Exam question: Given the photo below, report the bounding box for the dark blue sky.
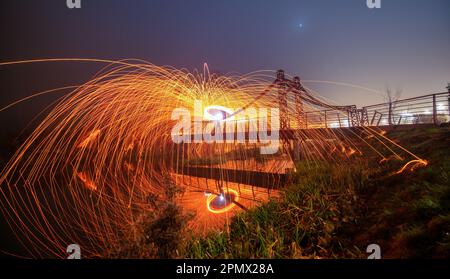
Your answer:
[1,0,449,107]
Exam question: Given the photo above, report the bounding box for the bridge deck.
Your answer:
[176,166,287,189]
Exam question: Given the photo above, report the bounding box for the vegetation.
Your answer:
[354,126,450,258]
[108,177,194,258]
[3,126,448,258]
[183,126,450,258]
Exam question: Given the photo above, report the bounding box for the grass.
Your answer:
[182,126,450,259]
[184,160,368,258]
[355,126,450,258]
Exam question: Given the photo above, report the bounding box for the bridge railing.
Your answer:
[302,92,450,128]
[364,92,450,127]
[303,109,351,129]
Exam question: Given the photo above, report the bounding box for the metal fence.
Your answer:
[302,92,450,129]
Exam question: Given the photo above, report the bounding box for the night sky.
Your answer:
[0,0,449,124]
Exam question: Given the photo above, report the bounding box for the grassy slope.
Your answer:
[354,127,450,258]
[184,126,450,259]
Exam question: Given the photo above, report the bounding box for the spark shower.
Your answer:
[0,58,426,258]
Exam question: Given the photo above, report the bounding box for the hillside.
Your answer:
[184,126,450,259]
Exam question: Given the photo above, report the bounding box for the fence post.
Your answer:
[447,84,450,117]
[305,112,308,129]
[347,111,351,127]
[388,102,393,126]
[448,93,450,117]
[371,110,376,126]
[377,114,382,126]
[432,94,437,125]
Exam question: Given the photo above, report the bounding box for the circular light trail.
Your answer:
[206,189,239,214]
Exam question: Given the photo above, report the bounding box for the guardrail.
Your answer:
[302,92,450,128]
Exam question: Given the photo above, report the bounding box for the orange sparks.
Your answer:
[76,172,98,191]
[396,159,428,174]
[77,129,101,148]
[0,58,429,258]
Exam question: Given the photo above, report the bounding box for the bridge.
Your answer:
[177,71,450,199]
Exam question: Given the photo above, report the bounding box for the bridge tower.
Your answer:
[359,108,369,126]
[275,70,291,155]
[348,106,360,127]
[293,76,306,129]
[275,70,290,130]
